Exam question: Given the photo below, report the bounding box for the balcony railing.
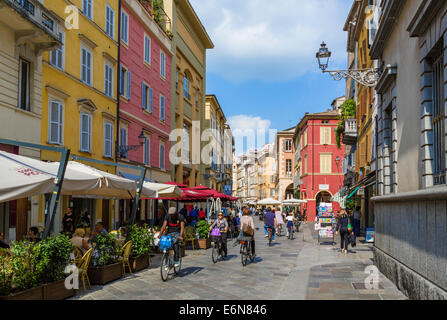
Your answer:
[342,118,358,145]
[139,0,172,38]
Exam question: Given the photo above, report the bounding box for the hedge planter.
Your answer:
[130,255,150,272]
[43,279,75,300]
[88,262,123,285]
[0,285,44,300]
[197,238,211,250]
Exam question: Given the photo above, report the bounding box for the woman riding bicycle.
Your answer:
[240,207,255,257]
[158,207,185,267]
[209,211,229,257]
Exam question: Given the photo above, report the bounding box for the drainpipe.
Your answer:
[115,0,122,162]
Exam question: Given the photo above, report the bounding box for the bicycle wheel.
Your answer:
[173,248,182,275]
[268,230,272,246]
[241,243,248,266]
[212,243,219,264]
[160,253,170,282]
[291,228,294,240]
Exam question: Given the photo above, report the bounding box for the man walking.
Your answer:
[353,206,361,237]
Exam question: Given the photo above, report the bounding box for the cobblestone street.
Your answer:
[73,218,406,300]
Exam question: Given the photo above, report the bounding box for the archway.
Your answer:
[285,183,294,200]
[315,191,332,216]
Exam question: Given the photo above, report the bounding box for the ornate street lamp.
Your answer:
[316,42,380,87]
[119,129,146,158]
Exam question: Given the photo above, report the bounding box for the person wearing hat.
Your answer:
[158,207,185,267]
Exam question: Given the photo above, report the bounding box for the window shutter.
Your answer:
[142,83,146,109]
[127,70,131,99]
[149,87,153,112]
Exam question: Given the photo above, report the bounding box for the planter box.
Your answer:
[43,279,75,300]
[87,262,123,285]
[0,285,44,300]
[197,238,211,250]
[130,255,149,272]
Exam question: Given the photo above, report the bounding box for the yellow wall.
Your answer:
[39,0,119,229]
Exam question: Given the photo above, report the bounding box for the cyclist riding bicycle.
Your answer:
[285,211,296,237]
[274,206,284,236]
[209,211,229,257]
[263,207,277,240]
[158,207,184,267]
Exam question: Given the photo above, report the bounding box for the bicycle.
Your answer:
[160,238,182,282]
[267,226,273,246]
[211,236,225,263]
[288,225,294,240]
[276,224,283,237]
[239,236,255,266]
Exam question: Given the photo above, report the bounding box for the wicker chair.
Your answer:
[120,241,132,275]
[72,246,83,266]
[183,226,196,250]
[78,248,93,291]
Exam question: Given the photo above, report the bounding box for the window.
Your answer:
[18,58,30,111]
[159,142,165,169]
[270,189,276,197]
[183,73,190,99]
[104,62,113,97]
[81,47,92,86]
[83,0,93,20]
[121,11,128,44]
[119,127,127,158]
[50,30,64,69]
[104,122,113,157]
[49,101,63,144]
[195,90,199,107]
[80,113,92,152]
[320,127,331,145]
[183,123,190,160]
[320,153,332,173]
[160,51,165,78]
[144,137,150,165]
[142,84,153,113]
[144,35,151,64]
[119,65,131,99]
[175,69,178,90]
[160,95,165,121]
[304,154,308,174]
[304,129,308,147]
[285,139,292,152]
[105,4,114,38]
[431,48,446,185]
[286,159,292,176]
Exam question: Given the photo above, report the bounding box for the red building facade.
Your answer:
[118,0,173,183]
[294,110,345,221]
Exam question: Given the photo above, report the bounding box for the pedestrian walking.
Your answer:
[240,207,255,257]
[335,209,354,254]
[353,206,361,237]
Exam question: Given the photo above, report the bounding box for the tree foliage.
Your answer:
[334,99,357,148]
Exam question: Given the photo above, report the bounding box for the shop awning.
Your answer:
[347,186,360,199]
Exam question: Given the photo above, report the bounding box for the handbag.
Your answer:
[350,234,356,247]
[210,228,221,237]
[159,235,172,251]
[242,222,254,236]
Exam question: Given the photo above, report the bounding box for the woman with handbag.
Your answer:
[240,207,255,257]
[209,211,229,257]
[336,209,354,254]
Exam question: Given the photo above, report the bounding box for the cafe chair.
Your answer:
[183,226,196,250]
[72,246,83,266]
[78,248,93,291]
[120,240,133,275]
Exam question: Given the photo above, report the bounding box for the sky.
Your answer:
[189,0,353,155]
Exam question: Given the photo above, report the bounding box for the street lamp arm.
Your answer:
[323,68,380,87]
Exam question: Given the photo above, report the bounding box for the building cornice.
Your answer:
[407,0,444,37]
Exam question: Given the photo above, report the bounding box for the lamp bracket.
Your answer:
[323,68,380,87]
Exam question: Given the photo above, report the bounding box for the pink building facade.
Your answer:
[294,111,345,221]
[118,0,173,183]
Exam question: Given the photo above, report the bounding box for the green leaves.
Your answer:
[335,99,357,149]
[126,224,154,257]
[196,220,210,239]
[92,233,120,267]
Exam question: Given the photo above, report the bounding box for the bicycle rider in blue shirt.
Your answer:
[263,207,277,240]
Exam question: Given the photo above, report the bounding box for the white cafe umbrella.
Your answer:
[257,198,281,205]
[141,182,182,198]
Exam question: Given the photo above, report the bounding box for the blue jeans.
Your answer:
[264,225,275,240]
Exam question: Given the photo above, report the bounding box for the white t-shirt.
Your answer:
[286,216,294,222]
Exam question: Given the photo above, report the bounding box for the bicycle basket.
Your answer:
[159,235,172,251]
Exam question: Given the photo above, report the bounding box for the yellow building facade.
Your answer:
[39,0,119,231]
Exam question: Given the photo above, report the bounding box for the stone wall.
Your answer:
[374,192,447,299]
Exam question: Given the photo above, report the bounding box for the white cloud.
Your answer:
[228,115,276,155]
[190,0,351,82]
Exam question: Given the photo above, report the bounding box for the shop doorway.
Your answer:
[315,191,332,215]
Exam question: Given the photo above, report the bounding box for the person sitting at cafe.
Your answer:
[0,232,10,249]
[27,227,41,243]
[71,228,91,254]
[90,222,108,242]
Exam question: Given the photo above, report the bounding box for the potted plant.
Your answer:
[88,233,122,285]
[34,234,75,300]
[0,241,43,300]
[125,224,154,272]
[195,220,211,249]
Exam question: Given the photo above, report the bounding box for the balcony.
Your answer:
[1,0,62,52]
[139,0,172,38]
[342,118,358,145]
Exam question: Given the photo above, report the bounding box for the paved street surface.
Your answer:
[73,218,406,300]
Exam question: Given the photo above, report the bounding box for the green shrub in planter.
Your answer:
[92,233,120,266]
[9,240,37,293]
[196,220,210,239]
[126,224,154,257]
[0,252,13,296]
[33,234,73,284]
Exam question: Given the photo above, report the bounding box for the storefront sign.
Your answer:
[319,184,329,190]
